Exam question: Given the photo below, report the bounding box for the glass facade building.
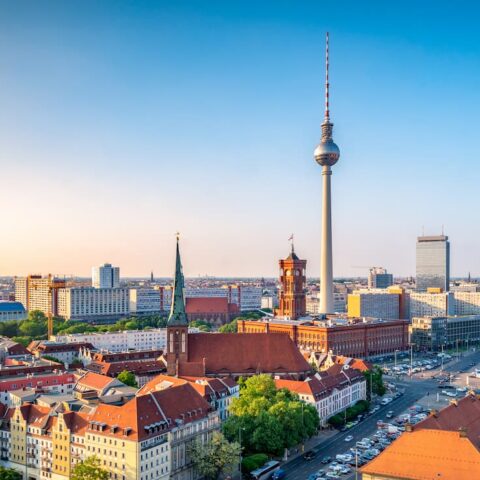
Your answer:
[416,235,450,292]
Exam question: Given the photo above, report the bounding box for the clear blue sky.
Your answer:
[1,1,479,278]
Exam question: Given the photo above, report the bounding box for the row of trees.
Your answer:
[328,399,370,428]
[223,375,320,456]
[1,311,170,346]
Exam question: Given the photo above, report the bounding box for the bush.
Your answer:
[328,400,370,427]
[242,453,268,473]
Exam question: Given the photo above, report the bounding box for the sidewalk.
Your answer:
[280,428,338,464]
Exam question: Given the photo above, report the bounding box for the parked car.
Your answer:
[321,456,332,464]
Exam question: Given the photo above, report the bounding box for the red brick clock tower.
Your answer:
[277,244,307,320]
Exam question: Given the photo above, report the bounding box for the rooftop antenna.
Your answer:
[441,224,445,235]
[325,32,330,121]
[422,225,425,236]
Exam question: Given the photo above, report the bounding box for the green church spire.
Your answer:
[167,234,188,326]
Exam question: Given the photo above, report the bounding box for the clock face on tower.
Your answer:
[286,270,292,276]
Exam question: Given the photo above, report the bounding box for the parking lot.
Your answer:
[279,348,480,480]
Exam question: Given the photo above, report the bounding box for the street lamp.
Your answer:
[239,426,245,478]
[409,343,416,377]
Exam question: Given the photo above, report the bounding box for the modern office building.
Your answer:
[129,288,162,315]
[14,274,66,314]
[409,314,480,351]
[314,33,341,314]
[416,235,450,292]
[368,267,394,289]
[348,289,400,320]
[57,287,129,321]
[92,263,120,288]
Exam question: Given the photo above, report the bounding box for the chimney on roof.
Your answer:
[430,409,438,418]
[459,427,468,438]
[405,423,413,432]
[450,399,458,406]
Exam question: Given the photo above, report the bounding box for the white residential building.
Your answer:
[52,328,168,352]
[409,292,454,319]
[57,287,129,321]
[275,367,367,426]
[92,263,120,288]
[453,292,480,316]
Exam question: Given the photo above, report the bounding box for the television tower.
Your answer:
[314,32,340,314]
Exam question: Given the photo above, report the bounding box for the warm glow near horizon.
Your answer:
[1,2,480,278]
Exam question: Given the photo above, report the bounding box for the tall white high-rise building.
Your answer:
[314,33,341,314]
[92,263,120,289]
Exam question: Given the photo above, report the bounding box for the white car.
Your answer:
[344,435,353,442]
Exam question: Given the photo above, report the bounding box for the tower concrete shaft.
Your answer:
[320,165,334,313]
[314,33,340,315]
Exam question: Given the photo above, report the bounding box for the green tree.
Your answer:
[189,431,241,480]
[0,466,22,480]
[71,456,109,480]
[241,453,268,473]
[190,319,212,332]
[364,366,386,399]
[27,310,47,323]
[223,375,319,456]
[219,318,238,333]
[42,355,62,364]
[19,310,47,338]
[117,370,138,388]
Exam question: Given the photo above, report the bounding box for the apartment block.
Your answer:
[57,287,129,321]
[14,274,66,314]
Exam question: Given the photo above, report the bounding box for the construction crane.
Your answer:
[48,286,54,340]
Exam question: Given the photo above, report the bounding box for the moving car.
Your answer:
[344,435,354,442]
[303,451,316,461]
[272,469,286,480]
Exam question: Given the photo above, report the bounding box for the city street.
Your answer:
[280,349,480,480]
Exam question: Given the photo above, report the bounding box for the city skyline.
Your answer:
[1,1,480,277]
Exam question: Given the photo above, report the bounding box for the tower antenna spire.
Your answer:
[325,32,330,121]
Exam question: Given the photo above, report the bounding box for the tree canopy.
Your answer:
[364,365,386,399]
[117,370,138,388]
[218,318,238,333]
[189,431,241,480]
[71,456,109,480]
[0,466,22,480]
[223,375,319,455]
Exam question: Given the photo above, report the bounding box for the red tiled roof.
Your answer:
[63,411,90,435]
[87,360,165,377]
[360,429,480,479]
[415,394,480,448]
[185,333,311,375]
[89,383,211,441]
[186,297,229,314]
[77,372,116,391]
[276,368,364,401]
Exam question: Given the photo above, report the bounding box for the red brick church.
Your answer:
[165,238,311,379]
